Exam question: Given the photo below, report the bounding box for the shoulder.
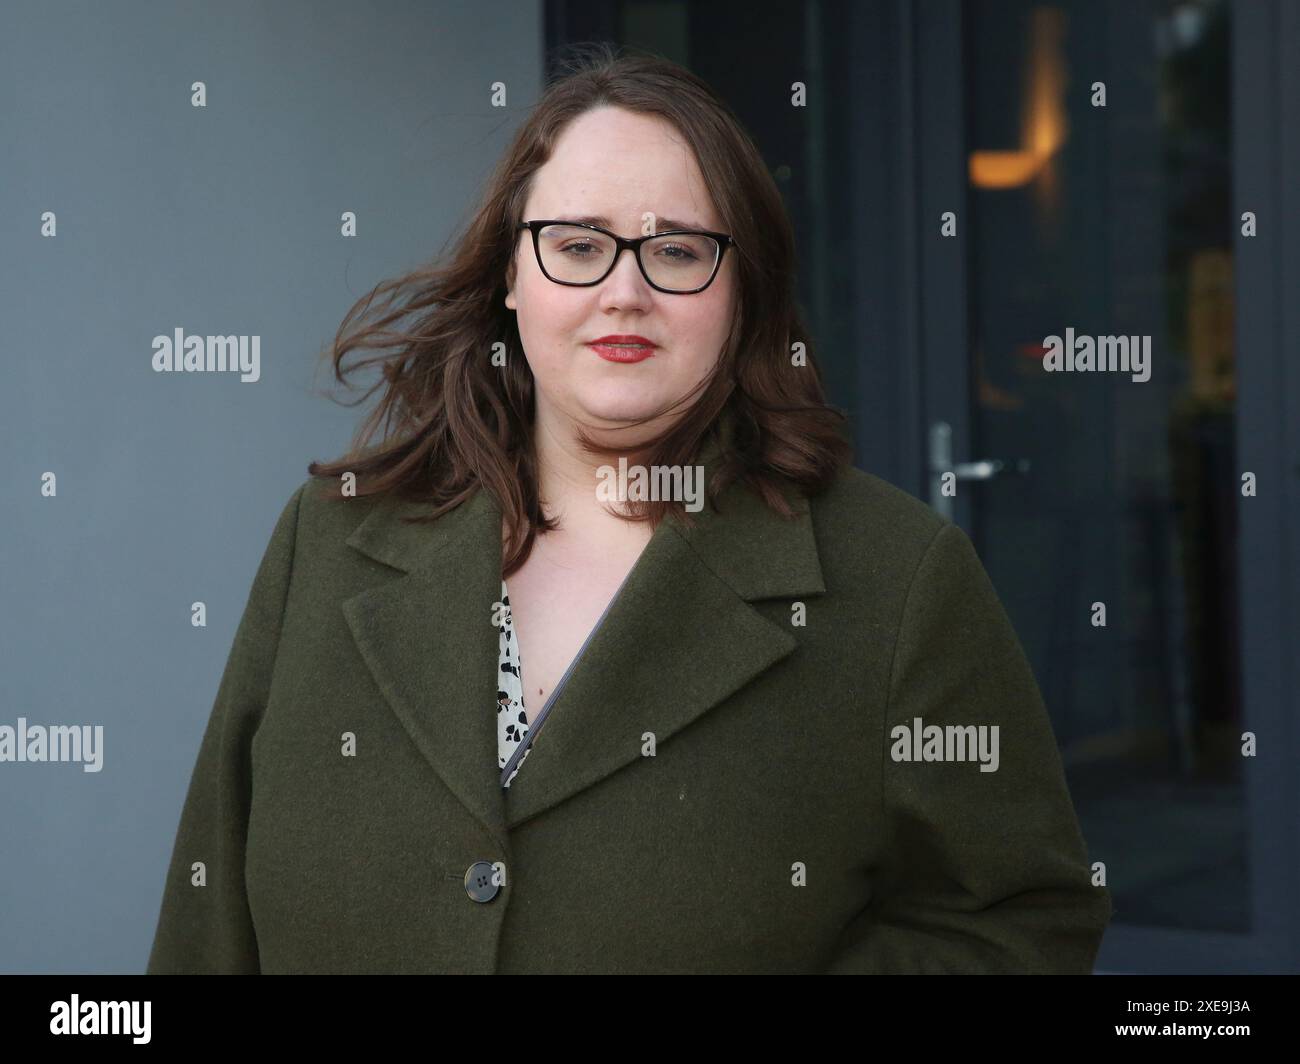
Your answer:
[805,461,954,582]
[293,473,385,525]
[809,462,945,534]
[795,460,987,616]
[262,474,393,578]
[258,474,380,545]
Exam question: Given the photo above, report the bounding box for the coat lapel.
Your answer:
[340,443,827,843]
[341,485,510,846]
[502,475,826,827]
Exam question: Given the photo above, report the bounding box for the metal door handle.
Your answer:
[928,422,1030,519]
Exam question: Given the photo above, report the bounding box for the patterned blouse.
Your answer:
[497,579,531,788]
[496,572,635,789]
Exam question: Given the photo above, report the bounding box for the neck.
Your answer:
[530,410,658,545]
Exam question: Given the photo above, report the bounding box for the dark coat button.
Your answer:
[464,861,501,903]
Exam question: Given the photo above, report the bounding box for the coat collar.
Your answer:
[340,438,826,848]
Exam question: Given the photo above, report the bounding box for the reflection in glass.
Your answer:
[963,0,1243,932]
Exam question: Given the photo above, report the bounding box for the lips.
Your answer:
[587,335,657,363]
[589,335,657,348]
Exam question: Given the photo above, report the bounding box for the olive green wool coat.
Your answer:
[147,456,1111,974]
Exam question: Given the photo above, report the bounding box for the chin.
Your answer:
[576,409,661,438]
[572,387,671,428]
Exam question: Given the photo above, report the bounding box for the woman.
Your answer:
[147,45,1110,974]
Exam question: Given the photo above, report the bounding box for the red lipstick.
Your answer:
[588,334,657,363]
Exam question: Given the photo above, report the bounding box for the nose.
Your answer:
[597,245,654,308]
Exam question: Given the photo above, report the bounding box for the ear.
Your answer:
[505,255,518,311]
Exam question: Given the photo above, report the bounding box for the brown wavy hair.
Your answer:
[306,41,852,577]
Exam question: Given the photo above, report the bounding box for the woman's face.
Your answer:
[505,106,736,449]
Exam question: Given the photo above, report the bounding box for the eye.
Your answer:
[558,240,599,257]
[655,243,700,261]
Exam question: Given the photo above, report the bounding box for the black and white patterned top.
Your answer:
[497,569,636,789]
[497,579,530,788]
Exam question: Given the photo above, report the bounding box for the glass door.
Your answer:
[917,0,1297,972]
[545,0,1299,972]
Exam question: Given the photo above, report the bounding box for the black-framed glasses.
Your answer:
[517,219,736,294]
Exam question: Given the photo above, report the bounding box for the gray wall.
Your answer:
[0,0,543,973]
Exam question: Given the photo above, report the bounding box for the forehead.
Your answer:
[525,107,721,232]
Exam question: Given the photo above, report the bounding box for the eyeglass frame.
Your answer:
[516,219,737,294]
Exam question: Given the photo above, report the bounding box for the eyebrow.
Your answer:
[560,214,711,234]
